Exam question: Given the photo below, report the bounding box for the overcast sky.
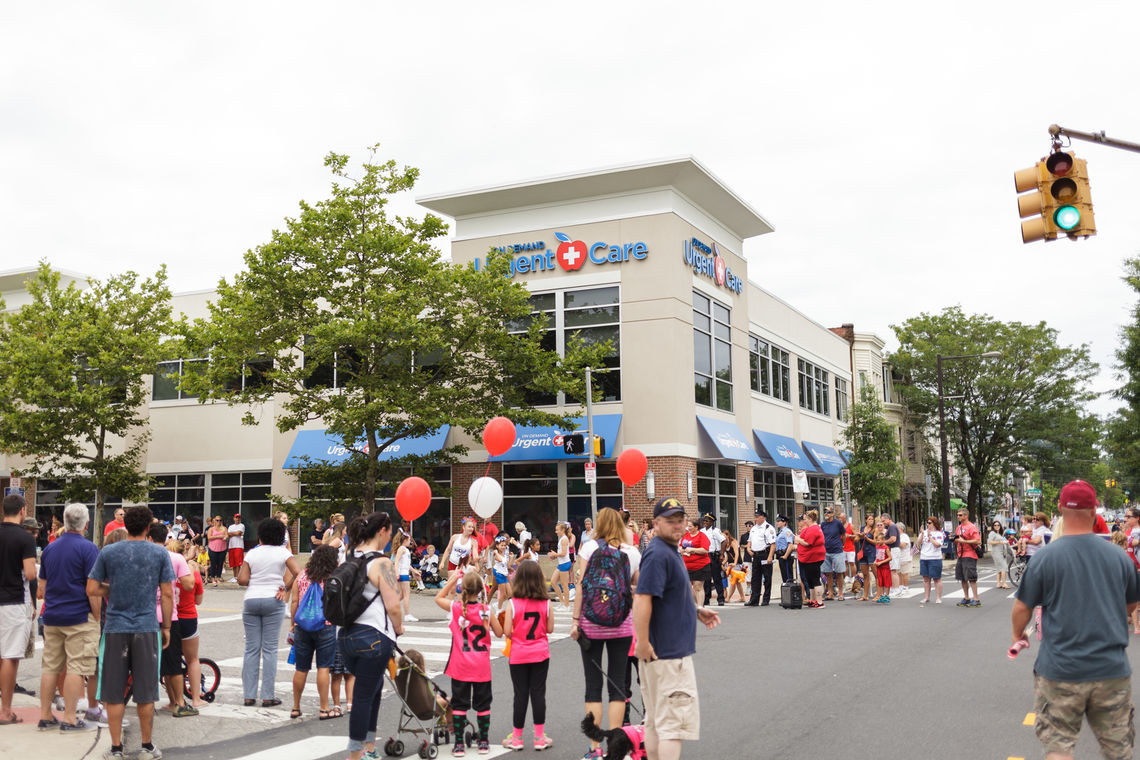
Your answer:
[3,1,1137,418]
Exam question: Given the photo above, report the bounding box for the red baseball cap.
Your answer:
[1058,480,1097,510]
[233,513,242,519]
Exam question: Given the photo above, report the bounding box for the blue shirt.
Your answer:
[89,540,174,634]
[775,526,794,552]
[1016,533,1140,682]
[40,533,99,627]
[637,536,697,660]
[820,519,846,554]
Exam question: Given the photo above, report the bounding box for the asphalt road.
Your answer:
[16,564,1139,759]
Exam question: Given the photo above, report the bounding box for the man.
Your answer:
[87,505,174,760]
[148,522,197,718]
[103,508,125,539]
[1012,480,1140,760]
[308,518,325,552]
[953,507,982,607]
[745,510,776,606]
[634,498,720,760]
[169,515,194,544]
[37,503,101,731]
[819,508,846,601]
[227,513,246,581]
[880,513,901,594]
[699,514,725,607]
[0,494,37,723]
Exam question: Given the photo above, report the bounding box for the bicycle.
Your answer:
[122,656,220,704]
[1008,554,1028,588]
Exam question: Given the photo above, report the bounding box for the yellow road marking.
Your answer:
[1008,756,1025,759]
[1023,712,1035,726]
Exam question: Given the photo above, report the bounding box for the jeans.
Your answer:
[339,624,396,752]
[242,596,285,700]
[208,549,226,580]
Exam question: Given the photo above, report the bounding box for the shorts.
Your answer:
[293,624,336,672]
[41,618,99,675]
[800,560,823,590]
[330,629,349,675]
[178,617,199,641]
[1034,674,1134,760]
[160,622,184,677]
[844,551,856,565]
[898,556,913,574]
[821,552,846,574]
[643,656,700,742]
[493,571,509,585]
[398,574,410,583]
[557,561,572,572]
[0,603,32,659]
[228,547,245,569]
[955,557,978,583]
[98,631,161,705]
[919,559,943,579]
[687,566,710,584]
[889,547,901,571]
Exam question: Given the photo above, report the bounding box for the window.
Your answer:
[755,470,794,519]
[905,429,918,463]
[808,475,835,506]
[835,377,849,422]
[303,339,360,390]
[223,355,274,392]
[882,363,893,403]
[503,463,559,551]
[376,466,452,550]
[150,473,205,533]
[797,359,830,416]
[152,358,205,401]
[749,336,791,403]
[206,471,271,542]
[34,479,123,541]
[697,463,737,536]
[507,294,556,405]
[694,292,732,411]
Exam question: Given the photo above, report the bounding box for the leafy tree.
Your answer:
[179,146,608,514]
[889,306,1097,525]
[840,383,904,516]
[1107,257,1140,491]
[0,263,172,535]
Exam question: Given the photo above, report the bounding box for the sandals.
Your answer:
[261,699,282,708]
[290,709,302,719]
[243,699,256,707]
[0,714,23,725]
[319,708,342,720]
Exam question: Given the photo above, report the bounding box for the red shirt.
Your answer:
[955,521,980,559]
[680,530,710,571]
[104,520,125,536]
[842,523,855,553]
[176,568,203,620]
[1094,514,1109,534]
[798,524,825,563]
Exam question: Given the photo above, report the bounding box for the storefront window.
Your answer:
[694,292,732,411]
[375,466,452,551]
[566,461,622,540]
[697,462,737,536]
[808,475,835,506]
[206,471,271,543]
[34,479,123,542]
[149,474,206,532]
[755,469,794,520]
[503,463,558,551]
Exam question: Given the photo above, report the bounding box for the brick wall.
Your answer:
[452,461,503,525]
[623,455,697,524]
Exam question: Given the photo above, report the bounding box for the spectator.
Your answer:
[170,515,194,544]
[989,519,1012,589]
[1024,513,1053,563]
[206,516,228,587]
[237,517,300,707]
[308,519,325,553]
[896,522,912,597]
[274,511,292,552]
[633,498,720,760]
[881,513,901,591]
[819,508,846,601]
[103,508,125,539]
[699,514,725,607]
[794,510,826,608]
[289,545,339,720]
[855,514,877,601]
[0,493,36,725]
[917,517,945,605]
[148,523,197,717]
[176,541,207,708]
[954,507,983,608]
[36,503,101,731]
[679,519,710,606]
[1012,480,1140,760]
[227,513,247,581]
[722,530,747,604]
[86,505,174,760]
[325,521,348,566]
[840,511,856,593]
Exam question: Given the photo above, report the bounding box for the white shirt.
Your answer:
[577,539,642,575]
[701,526,725,552]
[227,522,245,549]
[918,529,945,560]
[356,556,397,642]
[517,530,531,550]
[243,544,293,600]
[748,522,777,552]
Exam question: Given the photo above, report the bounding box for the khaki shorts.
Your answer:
[42,617,100,676]
[1034,674,1135,760]
[0,603,32,660]
[643,656,700,742]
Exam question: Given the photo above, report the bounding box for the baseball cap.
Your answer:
[20,517,41,531]
[1059,479,1098,510]
[652,497,685,519]
[175,515,183,521]
[233,513,242,519]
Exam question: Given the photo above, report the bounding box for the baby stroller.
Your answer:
[382,648,468,758]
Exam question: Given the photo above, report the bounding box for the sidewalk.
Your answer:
[0,689,112,759]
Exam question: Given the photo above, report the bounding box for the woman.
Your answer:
[638,519,653,553]
[237,517,301,707]
[988,519,1012,588]
[289,545,340,720]
[580,517,594,544]
[547,522,572,609]
[896,522,912,597]
[394,532,420,623]
[917,517,945,604]
[855,514,876,601]
[571,507,640,760]
[206,516,228,587]
[794,510,826,608]
[722,530,747,604]
[339,511,404,760]
[325,521,347,565]
[441,517,479,583]
[176,541,206,707]
[1025,513,1052,564]
[512,521,531,557]
[680,518,711,605]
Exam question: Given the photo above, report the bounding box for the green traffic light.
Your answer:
[1054,205,1080,230]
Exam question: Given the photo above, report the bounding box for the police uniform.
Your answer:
[746,518,778,606]
[700,519,726,606]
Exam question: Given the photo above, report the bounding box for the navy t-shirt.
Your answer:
[1016,533,1140,682]
[637,536,697,659]
[884,524,900,550]
[89,540,174,634]
[40,532,100,626]
[0,523,35,606]
[820,519,846,554]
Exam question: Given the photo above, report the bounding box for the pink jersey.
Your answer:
[445,600,492,683]
[507,598,550,664]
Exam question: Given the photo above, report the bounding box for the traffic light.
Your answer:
[1015,151,1096,243]
[592,436,606,458]
[563,434,585,455]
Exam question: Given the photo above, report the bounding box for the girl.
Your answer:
[723,530,747,604]
[492,535,512,606]
[873,529,893,603]
[435,569,504,756]
[177,541,206,708]
[395,532,420,623]
[501,561,554,751]
[895,522,912,597]
[521,538,541,563]
[442,518,480,585]
[547,522,571,609]
[325,521,347,565]
[289,545,339,719]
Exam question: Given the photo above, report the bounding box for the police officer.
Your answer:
[746,510,777,606]
[700,513,726,606]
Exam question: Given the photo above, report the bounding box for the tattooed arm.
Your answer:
[369,555,405,635]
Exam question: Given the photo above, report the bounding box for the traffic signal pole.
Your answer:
[585,366,597,520]
[1049,124,1140,155]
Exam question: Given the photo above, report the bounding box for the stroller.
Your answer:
[382,648,470,758]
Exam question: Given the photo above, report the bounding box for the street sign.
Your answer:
[9,477,21,489]
[1026,488,1042,496]
[840,468,851,494]
[584,462,597,485]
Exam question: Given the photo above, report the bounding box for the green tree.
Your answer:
[1107,257,1140,490]
[179,146,607,515]
[889,306,1097,525]
[840,383,905,515]
[0,263,173,535]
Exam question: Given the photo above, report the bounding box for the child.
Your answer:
[873,531,892,603]
[421,545,441,588]
[501,560,555,751]
[435,570,503,756]
[395,532,421,623]
[547,522,571,609]
[520,538,541,563]
[492,535,512,607]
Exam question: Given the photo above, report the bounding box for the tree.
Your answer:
[0,263,173,535]
[179,146,608,514]
[889,306,1097,525]
[1107,257,1140,490]
[840,383,904,516]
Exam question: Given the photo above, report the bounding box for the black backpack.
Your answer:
[580,543,633,627]
[323,551,384,628]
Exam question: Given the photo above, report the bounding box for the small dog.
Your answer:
[581,713,646,760]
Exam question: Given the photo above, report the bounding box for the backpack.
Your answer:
[580,543,632,627]
[323,551,384,628]
[294,579,327,632]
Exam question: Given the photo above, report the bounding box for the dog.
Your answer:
[581,713,646,760]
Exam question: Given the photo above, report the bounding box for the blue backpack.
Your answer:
[294,580,327,632]
[581,543,632,627]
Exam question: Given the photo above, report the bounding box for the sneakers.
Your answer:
[172,704,199,718]
[85,706,109,725]
[60,719,94,732]
[935,599,942,604]
[405,615,419,623]
[103,751,124,760]
[534,734,554,751]
[502,734,524,751]
[875,595,890,604]
[476,739,489,754]
[452,742,465,757]
[968,599,982,607]
[52,696,65,712]
[956,600,971,607]
[38,717,60,731]
[364,749,381,760]
[582,747,604,759]
[137,747,163,760]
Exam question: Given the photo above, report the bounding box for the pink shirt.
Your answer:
[157,551,189,623]
[507,598,550,664]
[445,600,492,682]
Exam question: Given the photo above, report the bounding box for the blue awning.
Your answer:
[802,441,846,475]
[752,429,817,472]
[841,449,854,463]
[488,414,622,461]
[283,426,451,468]
[697,416,764,464]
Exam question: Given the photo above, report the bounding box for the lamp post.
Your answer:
[938,351,1001,523]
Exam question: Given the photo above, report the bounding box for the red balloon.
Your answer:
[483,416,517,457]
[395,476,432,521]
[616,448,648,487]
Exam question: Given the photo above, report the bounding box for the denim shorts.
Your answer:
[919,559,943,579]
[821,552,846,574]
[293,624,336,672]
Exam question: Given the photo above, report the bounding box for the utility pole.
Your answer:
[1049,124,1140,154]
[585,366,596,520]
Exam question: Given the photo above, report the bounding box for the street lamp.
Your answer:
[938,351,1001,523]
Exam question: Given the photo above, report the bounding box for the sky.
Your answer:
[2,1,1138,419]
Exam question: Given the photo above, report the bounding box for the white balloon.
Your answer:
[468,477,503,519]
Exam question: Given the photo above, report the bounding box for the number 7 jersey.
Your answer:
[446,600,493,682]
[507,597,550,664]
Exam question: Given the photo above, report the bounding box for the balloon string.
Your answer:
[484,460,491,478]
